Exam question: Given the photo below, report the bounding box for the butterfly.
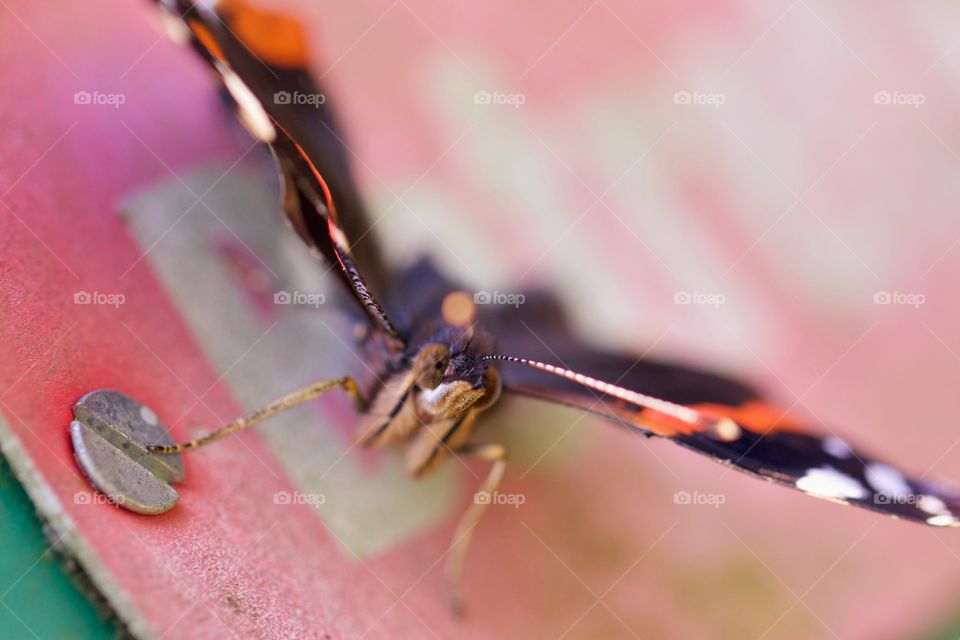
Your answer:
[148,0,960,614]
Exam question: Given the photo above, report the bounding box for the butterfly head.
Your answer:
[410,332,500,420]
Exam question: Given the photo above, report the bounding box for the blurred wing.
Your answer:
[154,0,398,338]
[483,303,960,528]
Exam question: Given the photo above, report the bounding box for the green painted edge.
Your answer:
[0,450,119,639]
[0,415,153,640]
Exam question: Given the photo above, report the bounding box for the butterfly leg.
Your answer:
[149,376,365,454]
[444,441,508,616]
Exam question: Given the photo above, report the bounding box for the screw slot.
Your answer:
[70,389,185,515]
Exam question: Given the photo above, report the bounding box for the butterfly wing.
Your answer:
[481,300,960,527]
[154,1,960,527]
[154,0,396,334]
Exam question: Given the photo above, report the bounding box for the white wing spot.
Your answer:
[865,463,911,497]
[710,418,742,442]
[919,495,949,516]
[796,467,868,500]
[330,223,351,250]
[927,514,958,527]
[219,65,276,142]
[158,12,191,45]
[822,436,852,459]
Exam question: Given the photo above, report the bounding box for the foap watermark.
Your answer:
[674,290,725,308]
[674,490,725,508]
[673,90,725,108]
[274,90,326,108]
[274,491,326,506]
[74,491,123,506]
[474,491,525,508]
[474,90,526,108]
[874,494,918,506]
[873,90,925,109]
[274,290,326,308]
[73,90,126,109]
[874,290,925,308]
[473,290,525,308]
[74,290,125,308]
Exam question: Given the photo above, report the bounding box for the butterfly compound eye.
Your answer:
[414,344,450,390]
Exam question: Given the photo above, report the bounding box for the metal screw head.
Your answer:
[71,389,185,515]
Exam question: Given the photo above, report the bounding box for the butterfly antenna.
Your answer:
[483,354,702,425]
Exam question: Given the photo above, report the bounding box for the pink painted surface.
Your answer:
[3,1,960,639]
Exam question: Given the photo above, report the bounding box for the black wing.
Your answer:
[480,293,960,528]
[153,0,399,340]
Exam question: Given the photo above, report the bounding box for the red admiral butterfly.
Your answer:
[148,0,960,614]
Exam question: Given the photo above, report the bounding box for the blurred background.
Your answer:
[280,2,960,634]
[4,0,960,638]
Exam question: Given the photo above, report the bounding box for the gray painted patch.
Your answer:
[121,166,456,556]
